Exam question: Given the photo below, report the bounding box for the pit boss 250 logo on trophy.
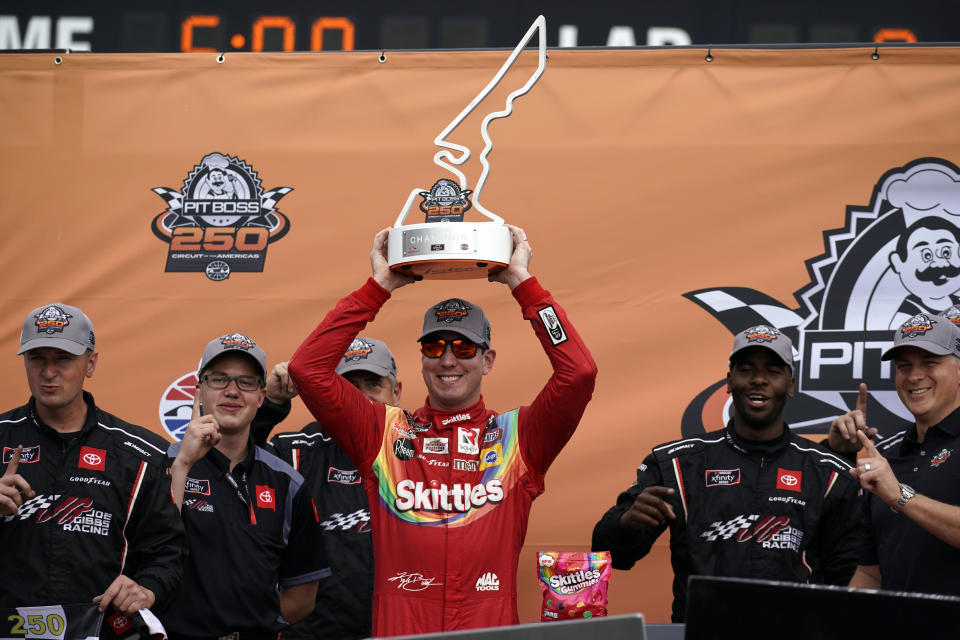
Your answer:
[386,16,547,279]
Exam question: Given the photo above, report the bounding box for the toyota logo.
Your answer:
[259,490,273,503]
[83,453,103,466]
[781,474,798,486]
[112,616,128,629]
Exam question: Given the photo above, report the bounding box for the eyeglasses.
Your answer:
[420,338,480,359]
[202,373,264,392]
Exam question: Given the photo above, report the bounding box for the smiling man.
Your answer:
[0,302,185,637]
[592,325,862,622]
[287,225,597,637]
[833,313,960,596]
[162,333,328,640]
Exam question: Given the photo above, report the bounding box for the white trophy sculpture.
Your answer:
[387,15,548,279]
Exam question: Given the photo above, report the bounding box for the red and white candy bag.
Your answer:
[537,551,611,622]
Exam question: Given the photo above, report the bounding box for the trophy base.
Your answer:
[387,222,513,280]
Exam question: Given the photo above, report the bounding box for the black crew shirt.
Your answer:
[0,392,185,612]
[861,406,960,595]
[161,437,329,636]
[270,422,375,640]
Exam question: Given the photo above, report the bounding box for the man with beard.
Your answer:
[592,325,862,622]
[888,216,960,329]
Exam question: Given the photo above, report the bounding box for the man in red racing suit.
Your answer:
[288,225,597,637]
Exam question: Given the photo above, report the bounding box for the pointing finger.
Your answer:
[854,382,869,430]
[4,446,22,477]
[856,382,868,414]
[856,429,877,454]
[192,392,202,419]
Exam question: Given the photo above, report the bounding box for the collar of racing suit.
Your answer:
[28,390,98,437]
[724,420,791,458]
[414,396,496,433]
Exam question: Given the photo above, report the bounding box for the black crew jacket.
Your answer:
[0,392,186,610]
[253,399,373,640]
[592,423,862,621]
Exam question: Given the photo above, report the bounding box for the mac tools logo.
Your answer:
[683,158,960,438]
[151,152,292,281]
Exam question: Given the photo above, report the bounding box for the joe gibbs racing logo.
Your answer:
[151,152,292,281]
[683,158,960,438]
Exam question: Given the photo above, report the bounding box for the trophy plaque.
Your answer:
[387,16,547,280]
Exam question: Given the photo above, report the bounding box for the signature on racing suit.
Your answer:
[387,571,443,592]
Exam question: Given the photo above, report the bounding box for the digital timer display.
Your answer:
[0,0,954,53]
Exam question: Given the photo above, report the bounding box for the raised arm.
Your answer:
[853,430,960,549]
[250,362,296,446]
[287,229,408,468]
[500,226,596,474]
[169,395,220,511]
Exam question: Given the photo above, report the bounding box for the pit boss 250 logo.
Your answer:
[151,152,292,281]
[343,338,374,362]
[34,306,71,334]
[419,179,472,223]
[683,158,960,438]
[435,299,472,322]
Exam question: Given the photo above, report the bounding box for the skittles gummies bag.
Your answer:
[537,551,611,622]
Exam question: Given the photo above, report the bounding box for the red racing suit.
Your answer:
[288,277,597,637]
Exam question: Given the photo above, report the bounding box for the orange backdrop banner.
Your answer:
[2,46,959,622]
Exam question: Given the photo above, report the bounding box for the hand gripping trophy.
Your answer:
[386,16,548,280]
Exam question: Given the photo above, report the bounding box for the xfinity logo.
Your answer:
[705,469,741,487]
[475,572,500,591]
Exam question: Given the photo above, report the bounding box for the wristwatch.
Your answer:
[892,483,916,513]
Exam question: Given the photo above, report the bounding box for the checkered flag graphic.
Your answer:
[684,287,804,348]
[4,493,58,522]
[699,514,758,541]
[152,187,183,211]
[321,509,371,531]
[260,187,292,211]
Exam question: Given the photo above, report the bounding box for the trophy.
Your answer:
[387,16,548,280]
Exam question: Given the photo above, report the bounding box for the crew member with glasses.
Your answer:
[287,225,598,636]
[162,333,329,640]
